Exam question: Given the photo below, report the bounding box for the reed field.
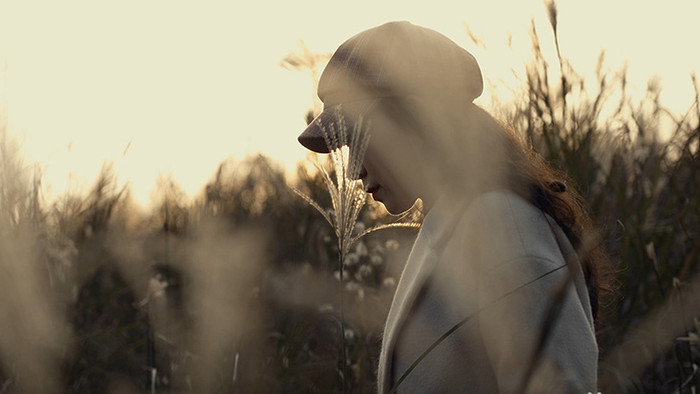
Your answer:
[0,7,698,393]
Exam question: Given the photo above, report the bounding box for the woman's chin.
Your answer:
[382,199,416,216]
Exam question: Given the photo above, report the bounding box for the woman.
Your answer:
[298,21,607,393]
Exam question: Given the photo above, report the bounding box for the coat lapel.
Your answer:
[378,197,467,393]
[378,232,438,392]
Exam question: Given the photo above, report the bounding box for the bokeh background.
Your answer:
[0,0,698,392]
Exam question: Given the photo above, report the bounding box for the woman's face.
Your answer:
[359,140,418,214]
[350,102,428,215]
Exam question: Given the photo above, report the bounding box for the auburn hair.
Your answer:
[376,97,614,324]
[468,104,614,324]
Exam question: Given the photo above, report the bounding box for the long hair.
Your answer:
[377,96,614,324]
[491,107,614,323]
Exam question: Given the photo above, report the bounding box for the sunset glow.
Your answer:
[1,0,697,207]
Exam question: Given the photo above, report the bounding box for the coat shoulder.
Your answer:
[450,190,565,267]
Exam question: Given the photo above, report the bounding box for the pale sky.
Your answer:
[1,0,697,208]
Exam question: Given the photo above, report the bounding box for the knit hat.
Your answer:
[298,21,483,153]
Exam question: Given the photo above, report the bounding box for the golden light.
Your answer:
[0,0,697,208]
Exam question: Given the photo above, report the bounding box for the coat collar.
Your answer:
[377,195,468,393]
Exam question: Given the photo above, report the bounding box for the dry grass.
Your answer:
[0,4,697,392]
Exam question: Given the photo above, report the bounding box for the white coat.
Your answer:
[377,191,598,393]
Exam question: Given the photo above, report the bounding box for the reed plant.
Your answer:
[292,107,420,392]
[502,3,700,392]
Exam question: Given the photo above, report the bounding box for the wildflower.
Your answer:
[359,264,373,278]
[374,243,386,254]
[385,239,399,251]
[345,281,360,292]
[355,241,368,257]
[344,328,355,340]
[344,252,360,266]
[370,253,384,266]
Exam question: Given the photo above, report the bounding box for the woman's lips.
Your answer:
[366,186,381,201]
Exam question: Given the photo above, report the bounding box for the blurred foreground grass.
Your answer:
[1,10,699,394]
